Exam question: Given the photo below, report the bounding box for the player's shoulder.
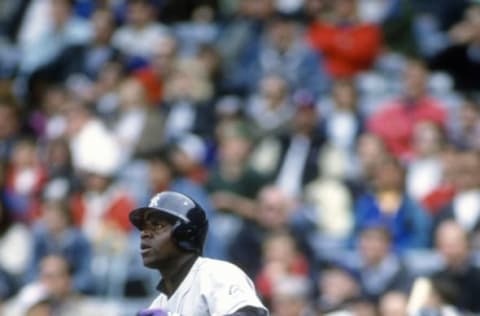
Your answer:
[196,257,248,280]
[197,257,245,273]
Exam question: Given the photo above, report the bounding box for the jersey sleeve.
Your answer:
[201,261,268,315]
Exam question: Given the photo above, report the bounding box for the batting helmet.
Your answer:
[129,191,208,254]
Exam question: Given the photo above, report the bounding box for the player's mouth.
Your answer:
[140,243,152,255]
[141,248,151,255]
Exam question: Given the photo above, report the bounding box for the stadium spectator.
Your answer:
[434,150,480,233]
[316,262,362,314]
[406,121,446,203]
[229,185,312,278]
[255,231,310,307]
[216,0,276,94]
[112,0,169,63]
[368,59,447,160]
[174,5,219,57]
[307,0,382,78]
[242,13,329,96]
[251,91,325,198]
[4,138,47,221]
[7,255,119,316]
[353,155,432,252]
[270,275,315,316]
[352,132,389,187]
[134,35,178,106]
[322,79,364,154]
[433,220,480,313]
[53,7,119,82]
[353,224,410,301]
[245,74,294,138]
[161,58,214,140]
[429,3,480,92]
[27,199,92,294]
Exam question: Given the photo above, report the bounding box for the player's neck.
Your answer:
[159,253,198,297]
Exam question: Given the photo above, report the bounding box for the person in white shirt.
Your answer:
[129,191,269,316]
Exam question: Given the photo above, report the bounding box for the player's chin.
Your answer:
[142,257,158,268]
[141,252,157,267]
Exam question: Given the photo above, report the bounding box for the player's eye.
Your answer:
[141,221,155,231]
[153,222,166,229]
[144,220,168,232]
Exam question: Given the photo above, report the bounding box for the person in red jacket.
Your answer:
[367,59,447,160]
[134,35,178,106]
[307,0,382,78]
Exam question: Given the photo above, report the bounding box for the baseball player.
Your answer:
[129,191,269,316]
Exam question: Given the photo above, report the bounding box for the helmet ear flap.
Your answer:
[171,220,207,254]
[172,221,194,241]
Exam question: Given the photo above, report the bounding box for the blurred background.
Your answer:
[0,0,480,315]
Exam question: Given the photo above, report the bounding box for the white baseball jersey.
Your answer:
[149,257,268,316]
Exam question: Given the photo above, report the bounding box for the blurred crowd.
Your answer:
[0,0,480,315]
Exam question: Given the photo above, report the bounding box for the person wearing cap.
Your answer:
[130,191,268,316]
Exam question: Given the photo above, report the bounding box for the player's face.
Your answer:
[139,212,180,268]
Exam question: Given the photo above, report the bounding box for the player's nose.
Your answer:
[140,229,152,239]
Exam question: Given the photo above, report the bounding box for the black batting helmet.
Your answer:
[129,191,208,254]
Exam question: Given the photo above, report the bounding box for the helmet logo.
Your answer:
[149,194,161,208]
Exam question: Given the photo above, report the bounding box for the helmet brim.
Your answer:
[129,207,180,229]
